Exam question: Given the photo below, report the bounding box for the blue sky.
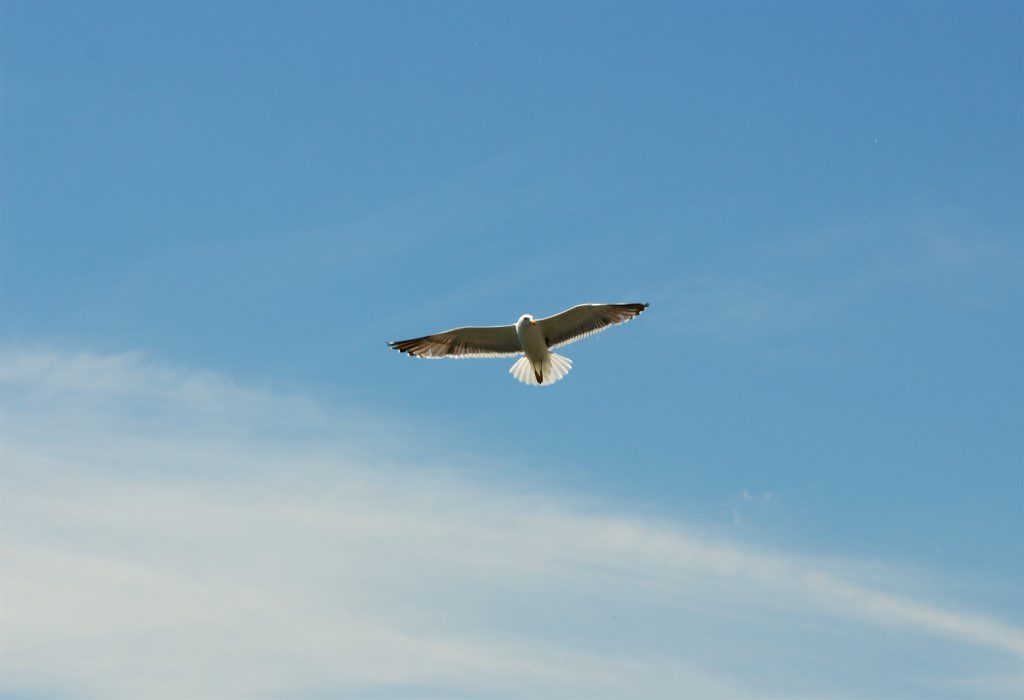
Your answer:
[2,3,1021,698]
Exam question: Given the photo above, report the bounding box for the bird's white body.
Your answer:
[515,315,546,364]
[389,302,649,387]
[511,314,573,385]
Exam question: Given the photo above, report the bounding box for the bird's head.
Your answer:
[518,314,535,325]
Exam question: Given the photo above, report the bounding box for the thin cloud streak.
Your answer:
[2,349,1021,699]
[652,218,1021,347]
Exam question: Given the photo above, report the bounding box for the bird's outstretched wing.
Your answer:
[388,324,520,359]
[538,303,649,349]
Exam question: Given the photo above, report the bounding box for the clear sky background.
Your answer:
[2,3,1022,699]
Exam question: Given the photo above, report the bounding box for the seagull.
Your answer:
[388,302,649,386]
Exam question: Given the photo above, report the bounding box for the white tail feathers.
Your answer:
[509,353,573,387]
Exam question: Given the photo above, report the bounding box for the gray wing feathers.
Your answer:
[538,303,649,349]
[388,325,521,359]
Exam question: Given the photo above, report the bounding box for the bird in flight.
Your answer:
[388,302,649,386]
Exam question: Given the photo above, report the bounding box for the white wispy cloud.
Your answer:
[731,490,774,527]
[654,218,1021,347]
[2,348,1021,699]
